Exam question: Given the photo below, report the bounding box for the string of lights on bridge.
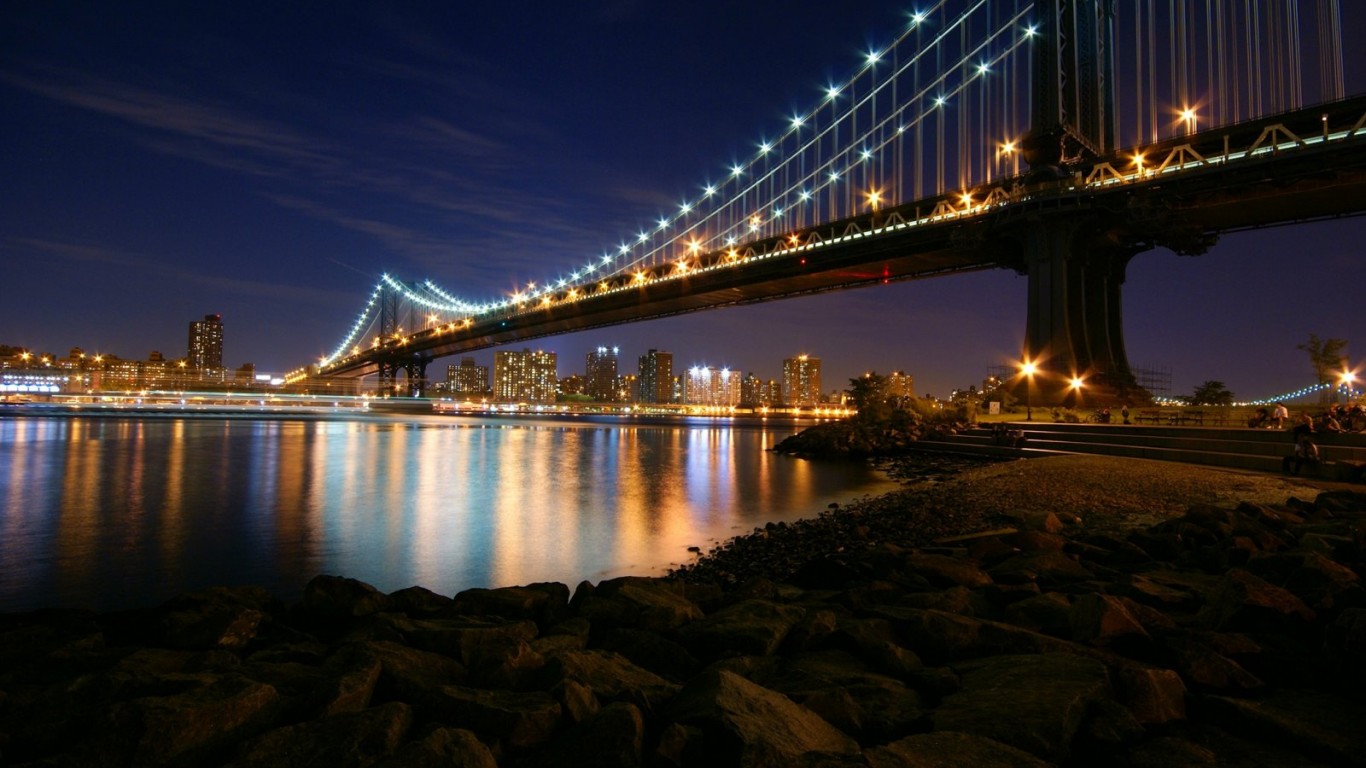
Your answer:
[306,1,1357,378]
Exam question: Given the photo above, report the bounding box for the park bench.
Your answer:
[1136,409,1163,424]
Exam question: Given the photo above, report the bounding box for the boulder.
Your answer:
[1197,569,1316,632]
[95,674,282,767]
[932,653,1111,762]
[542,649,680,714]
[227,701,412,767]
[425,685,561,749]
[301,576,388,622]
[865,731,1052,767]
[677,599,805,658]
[539,702,644,768]
[371,727,497,768]
[664,669,858,765]
[573,578,703,633]
[360,640,468,702]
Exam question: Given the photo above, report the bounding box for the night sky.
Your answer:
[3,2,1363,401]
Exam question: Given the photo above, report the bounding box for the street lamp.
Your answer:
[1341,368,1359,400]
[1020,360,1037,421]
[1069,376,1084,406]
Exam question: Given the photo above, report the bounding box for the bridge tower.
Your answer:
[374,280,432,398]
[1016,0,1152,403]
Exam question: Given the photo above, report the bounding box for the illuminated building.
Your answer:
[637,349,674,404]
[585,346,619,401]
[493,348,557,404]
[783,354,822,407]
[741,373,782,407]
[187,314,224,371]
[447,356,489,395]
[888,370,915,401]
[685,365,740,406]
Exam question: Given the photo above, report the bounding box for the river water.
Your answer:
[0,411,892,613]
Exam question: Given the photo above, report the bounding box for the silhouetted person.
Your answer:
[1282,424,1320,475]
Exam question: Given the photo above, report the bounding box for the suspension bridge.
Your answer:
[291,0,1366,401]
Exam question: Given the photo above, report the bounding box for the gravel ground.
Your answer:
[672,453,1336,585]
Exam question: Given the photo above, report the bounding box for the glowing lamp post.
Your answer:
[1069,376,1084,406]
[1020,361,1037,421]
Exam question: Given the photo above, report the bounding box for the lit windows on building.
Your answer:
[685,365,740,406]
[637,349,674,404]
[585,346,619,401]
[493,348,557,404]
[187,314,224,371]
[447,357,489,395]
[783,354,822,407]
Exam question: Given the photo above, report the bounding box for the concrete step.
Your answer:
[962,427,1366,462]
[940,423,1365,481]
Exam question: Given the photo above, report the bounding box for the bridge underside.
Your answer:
[320,96,1366,406]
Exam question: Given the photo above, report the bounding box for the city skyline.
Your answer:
[3,3,1364,401]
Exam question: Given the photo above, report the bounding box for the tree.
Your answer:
[846,373,893,422]
[1190,380,1234,406]
[1298,334,1348,401]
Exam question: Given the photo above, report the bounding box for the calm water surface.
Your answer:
[0,412,892,612]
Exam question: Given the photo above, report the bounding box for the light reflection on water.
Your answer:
[0,413,893,612]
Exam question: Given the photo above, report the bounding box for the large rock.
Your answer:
[1203,690,1366,765]
[932,653,1111,762]
[95,674,282,766]
[425,685,561,749]
[573,578,703,633]
[452,583,571,628]
[371,727,497,768]
[301,576,388,622]
[677,599,806,658]
[903,554,993,589]
[542,649,680,714]
[361,640,468,702]
[1197,569,1316,632]
[404,617,539,667]
[664,669,859,765]
[539,702,645,768]
[226,701,412,767]
[865,731,1053,767]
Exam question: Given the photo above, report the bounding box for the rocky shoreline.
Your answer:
[3,454,1366,766]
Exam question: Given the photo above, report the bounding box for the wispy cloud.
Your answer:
[5,236,349,306]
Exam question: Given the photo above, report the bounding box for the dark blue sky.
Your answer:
[3,2,1363,400]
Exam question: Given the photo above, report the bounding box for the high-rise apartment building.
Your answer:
[493,349,557,404]
[741,373,783,407]
[887,370,915,402]
[447,356,489,395]
[187,314,223,371]
[684,366,740,406]
[585,346,619,401]
[636,349,674,404]
[783,354,821,407]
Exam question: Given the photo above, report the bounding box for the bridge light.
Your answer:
[704,184,717,196]
[638,232,649,243]
[658,217,670,231]
[679,202,692,214]
[788,233,801,246]
[866,50,880,64]
[1000,140,1016,155]
[427,313,438,325]
[731,164,744,177]
[758,141,772,155]
[829,169,840,181]
[934,95,947,108]
[826,85,840,100]
[960,192,973,208]
[791,115,804,129]
[634,271,647,283]
[866,189,882,210]
[977,62,990,75]
[726,247,739,261]
[599,281,609,292]
[799,189,812,201]
[772,206,783,218]
[686,238,702,254]
[1180,107,1197,134]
